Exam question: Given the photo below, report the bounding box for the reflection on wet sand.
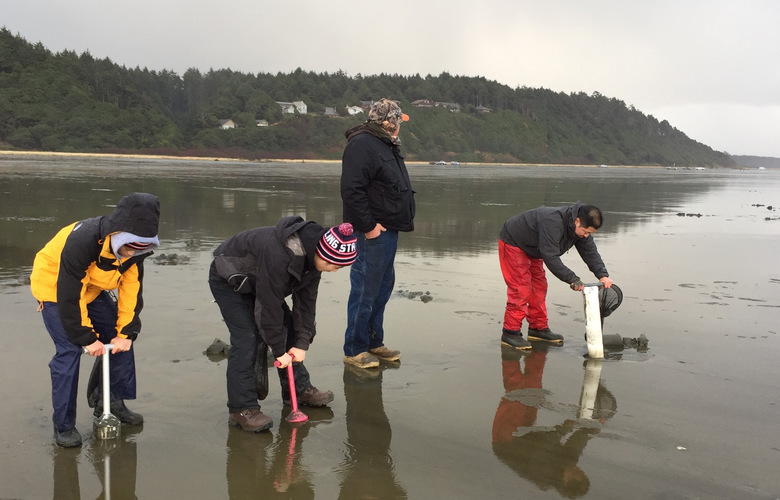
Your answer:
[492,346,616,498]
[338,365,406,500]
[225,406,336,499]
[52,446,81,500]
[52,426,140,500]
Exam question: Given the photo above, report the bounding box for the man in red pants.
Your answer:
[498,202,613,349]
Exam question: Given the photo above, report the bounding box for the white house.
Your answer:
[436,102,461,112]
[345,105,363,116]
[276,101,308,114]
[218,119,236,129]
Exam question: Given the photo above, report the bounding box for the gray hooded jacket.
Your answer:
[499,202,608,284]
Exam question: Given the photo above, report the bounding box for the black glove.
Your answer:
[570,279,584,290]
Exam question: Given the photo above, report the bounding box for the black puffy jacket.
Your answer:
[340,124,415,233]
[211,216,327,357]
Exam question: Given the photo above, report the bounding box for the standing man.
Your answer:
[498,202,613,349]
[340,98,416,369]
[209,217,357,432]
[31,192,160,447]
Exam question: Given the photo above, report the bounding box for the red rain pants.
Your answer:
[498,240,549,333]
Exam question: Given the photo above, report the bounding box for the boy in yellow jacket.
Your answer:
[31,192,160,447]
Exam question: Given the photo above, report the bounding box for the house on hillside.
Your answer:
[218,119,236,129]
[412,99,435,107]
[255,120,269,127]
[324,107,338,116]
[345,105,363,116]
[277,101,308,114]
[436,102,461,112]
[475,105,492,113]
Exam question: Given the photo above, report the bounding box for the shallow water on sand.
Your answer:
[1,155,779,499]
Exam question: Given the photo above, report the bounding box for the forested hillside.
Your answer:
[0,29,735,167]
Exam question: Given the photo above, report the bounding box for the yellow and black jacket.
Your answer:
[31,193,160,345]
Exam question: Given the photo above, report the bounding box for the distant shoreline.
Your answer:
[0,149,675,169]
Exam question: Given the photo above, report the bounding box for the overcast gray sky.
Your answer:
[4,0,779,157]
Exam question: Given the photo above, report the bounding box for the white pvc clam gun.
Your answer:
[582,284,604,359]
[82,343,121,439]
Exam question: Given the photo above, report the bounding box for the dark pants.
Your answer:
[41,291,136,432]
[208,262,310,413]
[343,230,398,357]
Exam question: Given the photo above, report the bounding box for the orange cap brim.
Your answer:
[401,113,410,122]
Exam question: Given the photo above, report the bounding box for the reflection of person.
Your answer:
[498,202,613,349]
[338,366,407,499]
[88,427,140,500]
[225,423,315,499]
[209,217,357,432]
[31,192,160,447]
[340,98,415,369]
[492,346,614,498]
[52,447,81,500]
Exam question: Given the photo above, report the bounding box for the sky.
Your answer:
[3,0,779,157]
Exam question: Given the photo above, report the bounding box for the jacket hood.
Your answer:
[345,122,395,145]
[566,201,585,231]
[274,216,328,269]
[104,193,160,238]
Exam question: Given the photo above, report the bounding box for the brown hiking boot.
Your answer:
[343,352,380,369]
[229,408,273,432]
[368,346,401,362]
[287,386,334,407]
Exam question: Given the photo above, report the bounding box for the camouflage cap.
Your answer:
[367,98,410,125]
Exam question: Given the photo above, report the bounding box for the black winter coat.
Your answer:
[211,216,327,357]
[340,124,415,233]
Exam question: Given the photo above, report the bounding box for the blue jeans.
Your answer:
[41,292,136,432]
[343,230,398,357]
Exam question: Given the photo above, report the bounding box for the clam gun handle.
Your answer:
[583,282,605,288]
[82,343,115,354]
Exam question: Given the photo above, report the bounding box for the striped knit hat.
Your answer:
[125,241,153,250]
[110,231,159,257]
[316,223,357,266]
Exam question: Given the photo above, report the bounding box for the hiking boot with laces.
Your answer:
[229,408,273,432]
[368,346,401,362]
[501,332,532,350]
[284,386,334,407]
[343,352,380,369]
[528,328,564,344]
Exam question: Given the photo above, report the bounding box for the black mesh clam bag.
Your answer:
[598,284,623,325]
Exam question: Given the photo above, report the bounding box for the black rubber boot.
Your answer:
[94,400,144,426]
[528,328,564,344]
[54,427,82,448]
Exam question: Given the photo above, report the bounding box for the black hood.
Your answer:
[104,192,160,238]
[274,216,328,270]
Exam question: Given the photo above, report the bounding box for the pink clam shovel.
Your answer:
[274,357,308,423]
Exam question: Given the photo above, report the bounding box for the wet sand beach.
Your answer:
[1,155,778,499]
